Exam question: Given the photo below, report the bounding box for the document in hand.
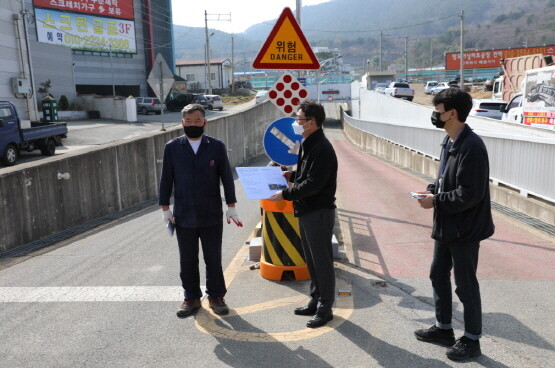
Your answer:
[236,166,289,199]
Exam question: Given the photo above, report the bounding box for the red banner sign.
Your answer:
[523,111,555,126]
[445,46,555,70]
[33,0,134,20]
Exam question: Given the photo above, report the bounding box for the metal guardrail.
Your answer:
[343,110,555,204]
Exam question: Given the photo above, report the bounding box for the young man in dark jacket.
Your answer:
[267,100,338,328]
[413,88,495,361]
[159,104,243,318]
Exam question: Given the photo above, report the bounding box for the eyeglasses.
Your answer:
[294,117,312,122]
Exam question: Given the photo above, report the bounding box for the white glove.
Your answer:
[226,207,243,227]
[162,209,174,224]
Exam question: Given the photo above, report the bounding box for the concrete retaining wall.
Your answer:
[0,101,282,253]
[343,118,555,226]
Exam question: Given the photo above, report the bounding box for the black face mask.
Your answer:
[431,111,447,129]
[184,125,204,138]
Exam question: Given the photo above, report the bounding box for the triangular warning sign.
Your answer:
[252,7,320,70]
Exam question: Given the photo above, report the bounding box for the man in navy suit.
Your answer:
[159,104,243,318]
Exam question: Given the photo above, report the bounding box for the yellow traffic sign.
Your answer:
[252,7,320,70]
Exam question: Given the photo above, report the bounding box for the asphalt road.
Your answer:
[2,105,554,367]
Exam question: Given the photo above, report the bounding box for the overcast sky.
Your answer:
[171,0,331,34]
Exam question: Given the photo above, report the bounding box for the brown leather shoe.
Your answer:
[176,299,201,318]
[208,296,229,315]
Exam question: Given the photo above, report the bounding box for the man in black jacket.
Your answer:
[413,88,494,361]
[267,100,338,328]
[159,104,243,318]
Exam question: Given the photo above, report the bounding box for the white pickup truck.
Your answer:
[384,82,414,102]
[500,65,555,129]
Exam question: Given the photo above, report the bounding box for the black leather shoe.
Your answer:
[306,310,333,328]
[294,302,318,316]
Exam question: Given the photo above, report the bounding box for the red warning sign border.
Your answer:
[252,7,321,70]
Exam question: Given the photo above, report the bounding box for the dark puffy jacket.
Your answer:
[428,124,495,244]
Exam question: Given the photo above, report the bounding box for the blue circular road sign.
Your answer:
[263,117,303,166]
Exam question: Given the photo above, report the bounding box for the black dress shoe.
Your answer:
[306,311,333,328]
[294,304,318,316]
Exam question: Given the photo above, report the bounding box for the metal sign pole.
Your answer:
[159,60,165,131]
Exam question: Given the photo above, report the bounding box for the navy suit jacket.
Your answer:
[159,134,236,228]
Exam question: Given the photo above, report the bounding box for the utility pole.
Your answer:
[404,36,408,81]
[204,11,212,95]
[109,44,115,96]
[19,2,38,121]
[379,31,383,71]
[460,10,464,86]
[430,38,434,70]
[231,35,235,93]
[296,0,302,80]
[204,11,231,95]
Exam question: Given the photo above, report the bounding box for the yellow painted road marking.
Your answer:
[193,230,354,342]
[195,269,353,342]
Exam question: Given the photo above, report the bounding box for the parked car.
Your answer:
[166,93,194,112]
[136,96,166,115]
[430,82,459,95]
[469,99,507,120]
[204,94,224,110]
[191,94,208,107]
[424,81,439,94]
[500,92,524,125]
[384,82,414,101]
[255,90,269,104]
[374,83,388,94]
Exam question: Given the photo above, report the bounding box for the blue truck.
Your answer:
[0,101,68,166]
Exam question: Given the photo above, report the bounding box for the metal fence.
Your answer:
[346,91,555,203]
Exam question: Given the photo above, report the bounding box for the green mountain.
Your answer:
[173,0,555,71]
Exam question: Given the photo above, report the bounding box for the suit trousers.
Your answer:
[175,223,226,300]
[430,240,482,338]
[298,208,336,311]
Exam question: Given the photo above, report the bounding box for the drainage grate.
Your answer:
[365,151,555,238]
[491,202,555,237]
[0,199,158,259]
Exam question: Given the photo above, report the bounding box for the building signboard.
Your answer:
[445,45,555,70]
[34,8,136,53]
[33,0,134,20]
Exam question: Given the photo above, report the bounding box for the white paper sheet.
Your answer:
[236,166,289,199]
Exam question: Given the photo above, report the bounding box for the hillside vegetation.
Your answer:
[173,0,555,72]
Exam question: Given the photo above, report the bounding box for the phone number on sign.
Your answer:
[64,34,130,50]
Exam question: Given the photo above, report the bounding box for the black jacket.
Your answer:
[282,129,337,216]
[428,124,495,244]
[159,135,236,228]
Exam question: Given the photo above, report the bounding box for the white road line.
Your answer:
[0,286,200,302]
